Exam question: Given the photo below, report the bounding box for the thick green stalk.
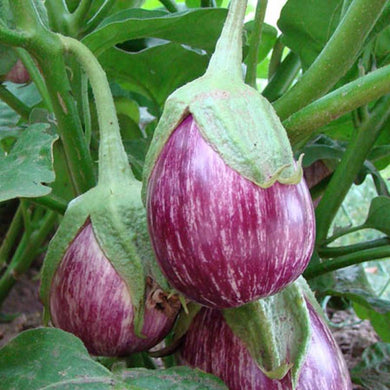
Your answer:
[245,0,268,88]
[304,245,390,279]
[0,84,30,120]
[319,237,390,258]
[273,0,388,120]
[205,0,248,80]
[262,52,300,102]
[284,64,390,146]
[315,97,390,244]
[0,205,23,268]
[0,210,57,305]
[59,35,133,186]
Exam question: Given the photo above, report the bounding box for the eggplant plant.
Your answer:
[0,0,390,389]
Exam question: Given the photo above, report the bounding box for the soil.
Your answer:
[0,270,380,390]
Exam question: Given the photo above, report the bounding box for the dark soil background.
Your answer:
[0,267,378,390]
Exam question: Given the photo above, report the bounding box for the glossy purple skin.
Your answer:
[180,304,352,390]
[147,115,315,308]
[50,223,177,357]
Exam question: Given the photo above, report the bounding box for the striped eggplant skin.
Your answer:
[147,115,315,308]
[179,303,352,390]
[50,222,180,357]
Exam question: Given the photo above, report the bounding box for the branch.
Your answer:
[273,0,389,120]
[284,64,390,146]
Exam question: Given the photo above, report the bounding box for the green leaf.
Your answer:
[354,302,390,342]
[278,0,343,70]
[0,328,130,390]
[309,264,390,314]
[351,342,390,389]
[364,196,390,235]
[99,44,209,107]
[0,123,58,202]
[83,8,227,56]
[118,366,228,389]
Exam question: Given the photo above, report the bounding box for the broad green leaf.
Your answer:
[309,265,390,314]
[354,302,390,342]
[351,342,390,389]
[99,44,209,107]
[278,0,343,69]
[83,8,227,56]
[118,366,228,389]
[0,328,133,390]
[0,123,58,202]
[364,196,390,235]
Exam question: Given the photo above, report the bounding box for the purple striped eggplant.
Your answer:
[147,116,315,308]
[142,0,315,308]
[49,222,180,357]
[179,302,352,390]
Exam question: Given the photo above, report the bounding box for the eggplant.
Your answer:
[49,222,180,357]
[143,0,315,308]
[147,116,315,308]
[179,302,352,390]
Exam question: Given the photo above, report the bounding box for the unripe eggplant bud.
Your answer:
[143,0,315,308]
[5,59,30,84]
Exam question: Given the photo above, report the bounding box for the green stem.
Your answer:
[245,0,268,88]
[45,0,69,34]
[319,237,390,258]
[83,0,116,34]
[11,0,96,194]
[71,0,93,32]
[0,210,57,306]
[0,205,23,268]
[262,52,301,102]
[320,224,367,246]
[0,24,29,47]
[304,245,390,279]
[15,48,53,112]
[158,0,179,12]
[29,194,68,214]
[315,97,390,244]
[81,71,92,147]
[283,64,390,146]
[273,0,388,120]
[267,37,284,80]
[201,0,216,7]
[205,0,248,80]
[0,84,30,120]
[59,35,133,185]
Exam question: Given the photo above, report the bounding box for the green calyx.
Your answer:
[40,178,168,337]
[222,278,312,387]
[142,0,301,200]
